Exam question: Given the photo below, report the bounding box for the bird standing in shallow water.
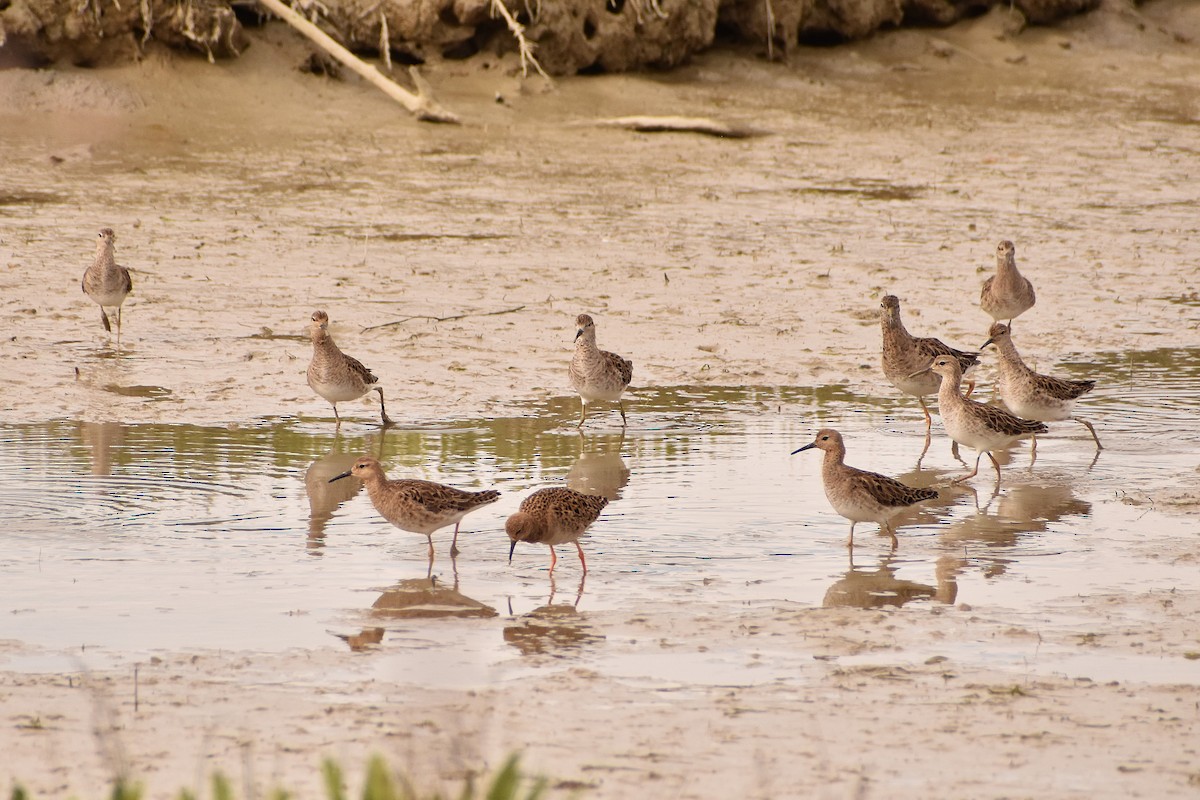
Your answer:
[306,310,394,426]
[506,487,609,574]
[980,240,1036,328]
[792,428,938,549]
[879,295,979,432]
[916,356,1048,485]
[81,228,133,339]
[330,456,500,559]
[981,322,1101,451]
[569,313,633,429]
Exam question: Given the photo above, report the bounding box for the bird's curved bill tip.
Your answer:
[508,540,518,562]
[328,470,352,483]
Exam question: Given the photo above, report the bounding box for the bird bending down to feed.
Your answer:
[81,227,133,339]
[307,310,394,426]
[792,428,938,549]
[506,487,609,574]
[329,457,500,559]
[569,313,633,428]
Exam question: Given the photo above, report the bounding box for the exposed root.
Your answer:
[378,8,390,72]
[490,0,552,82]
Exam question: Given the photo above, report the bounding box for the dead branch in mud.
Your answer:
[256,0,459,123]
[585,115,760,138]
[361,305,526,332]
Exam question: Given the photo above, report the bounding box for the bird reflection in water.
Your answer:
[941,478,1092,578]
[333,569,496,652]
[824,552,960,609]
[503,575,604,657]
[567,432,630,501]
[304,430,389,552]
[76,420,126,477]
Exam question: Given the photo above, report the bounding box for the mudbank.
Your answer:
[1,0,1105,72]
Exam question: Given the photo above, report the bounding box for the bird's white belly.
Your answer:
[308,377,368,404]
[89,288,128,307]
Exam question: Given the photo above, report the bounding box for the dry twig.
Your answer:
[362,305,526,332]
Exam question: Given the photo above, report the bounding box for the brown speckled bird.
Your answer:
[792,428,938,549]
[569,313,633,428]
[879,295,979,430]
[982,323,1101,450]
[980,240,1036,327]
[307,310,393,426]
[918,356,1048,485]
[330,457,500,557]
[506,487,609,574]
[81,227,133,338]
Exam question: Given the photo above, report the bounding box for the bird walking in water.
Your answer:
[879,295,979,432]
[329,457,500,559]
[569,313,633,429]
[916,356,1048,485]
[980,240,1036,328]
[307,310,394,426]
[506,487,609,574]
[792,428,938,549]
[81,228,133,339]
[981,323,1101,451]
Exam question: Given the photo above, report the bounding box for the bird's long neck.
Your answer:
[821,442,847,475]
[311,330,339,354]
[995,251,1020,285]
[575,330,599,356]
[992,336,1025,371]
[94,243,117,274]
[881,312,910,347]
[937,368,965,406]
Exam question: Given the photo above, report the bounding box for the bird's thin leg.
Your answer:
[1030,435,1038,469]
[883,522,898,550]
[577,400,587,429]
[987,452,1003,484]
[953,453,983,483]
[376,388,395,427]
[427,535,435,564]
[618,401,627,428]
[548,545,558,573]
[100,308,111,333]
[1074,417,1102,450]
[950,439,965,464]
[332,403,341,424]
[450,522,461,557]
[964,379,976,398]
[847,522,856,549]
[918,397,932,431]
[575,541,588,575]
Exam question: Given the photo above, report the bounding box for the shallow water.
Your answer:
[3,347,1198,684]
